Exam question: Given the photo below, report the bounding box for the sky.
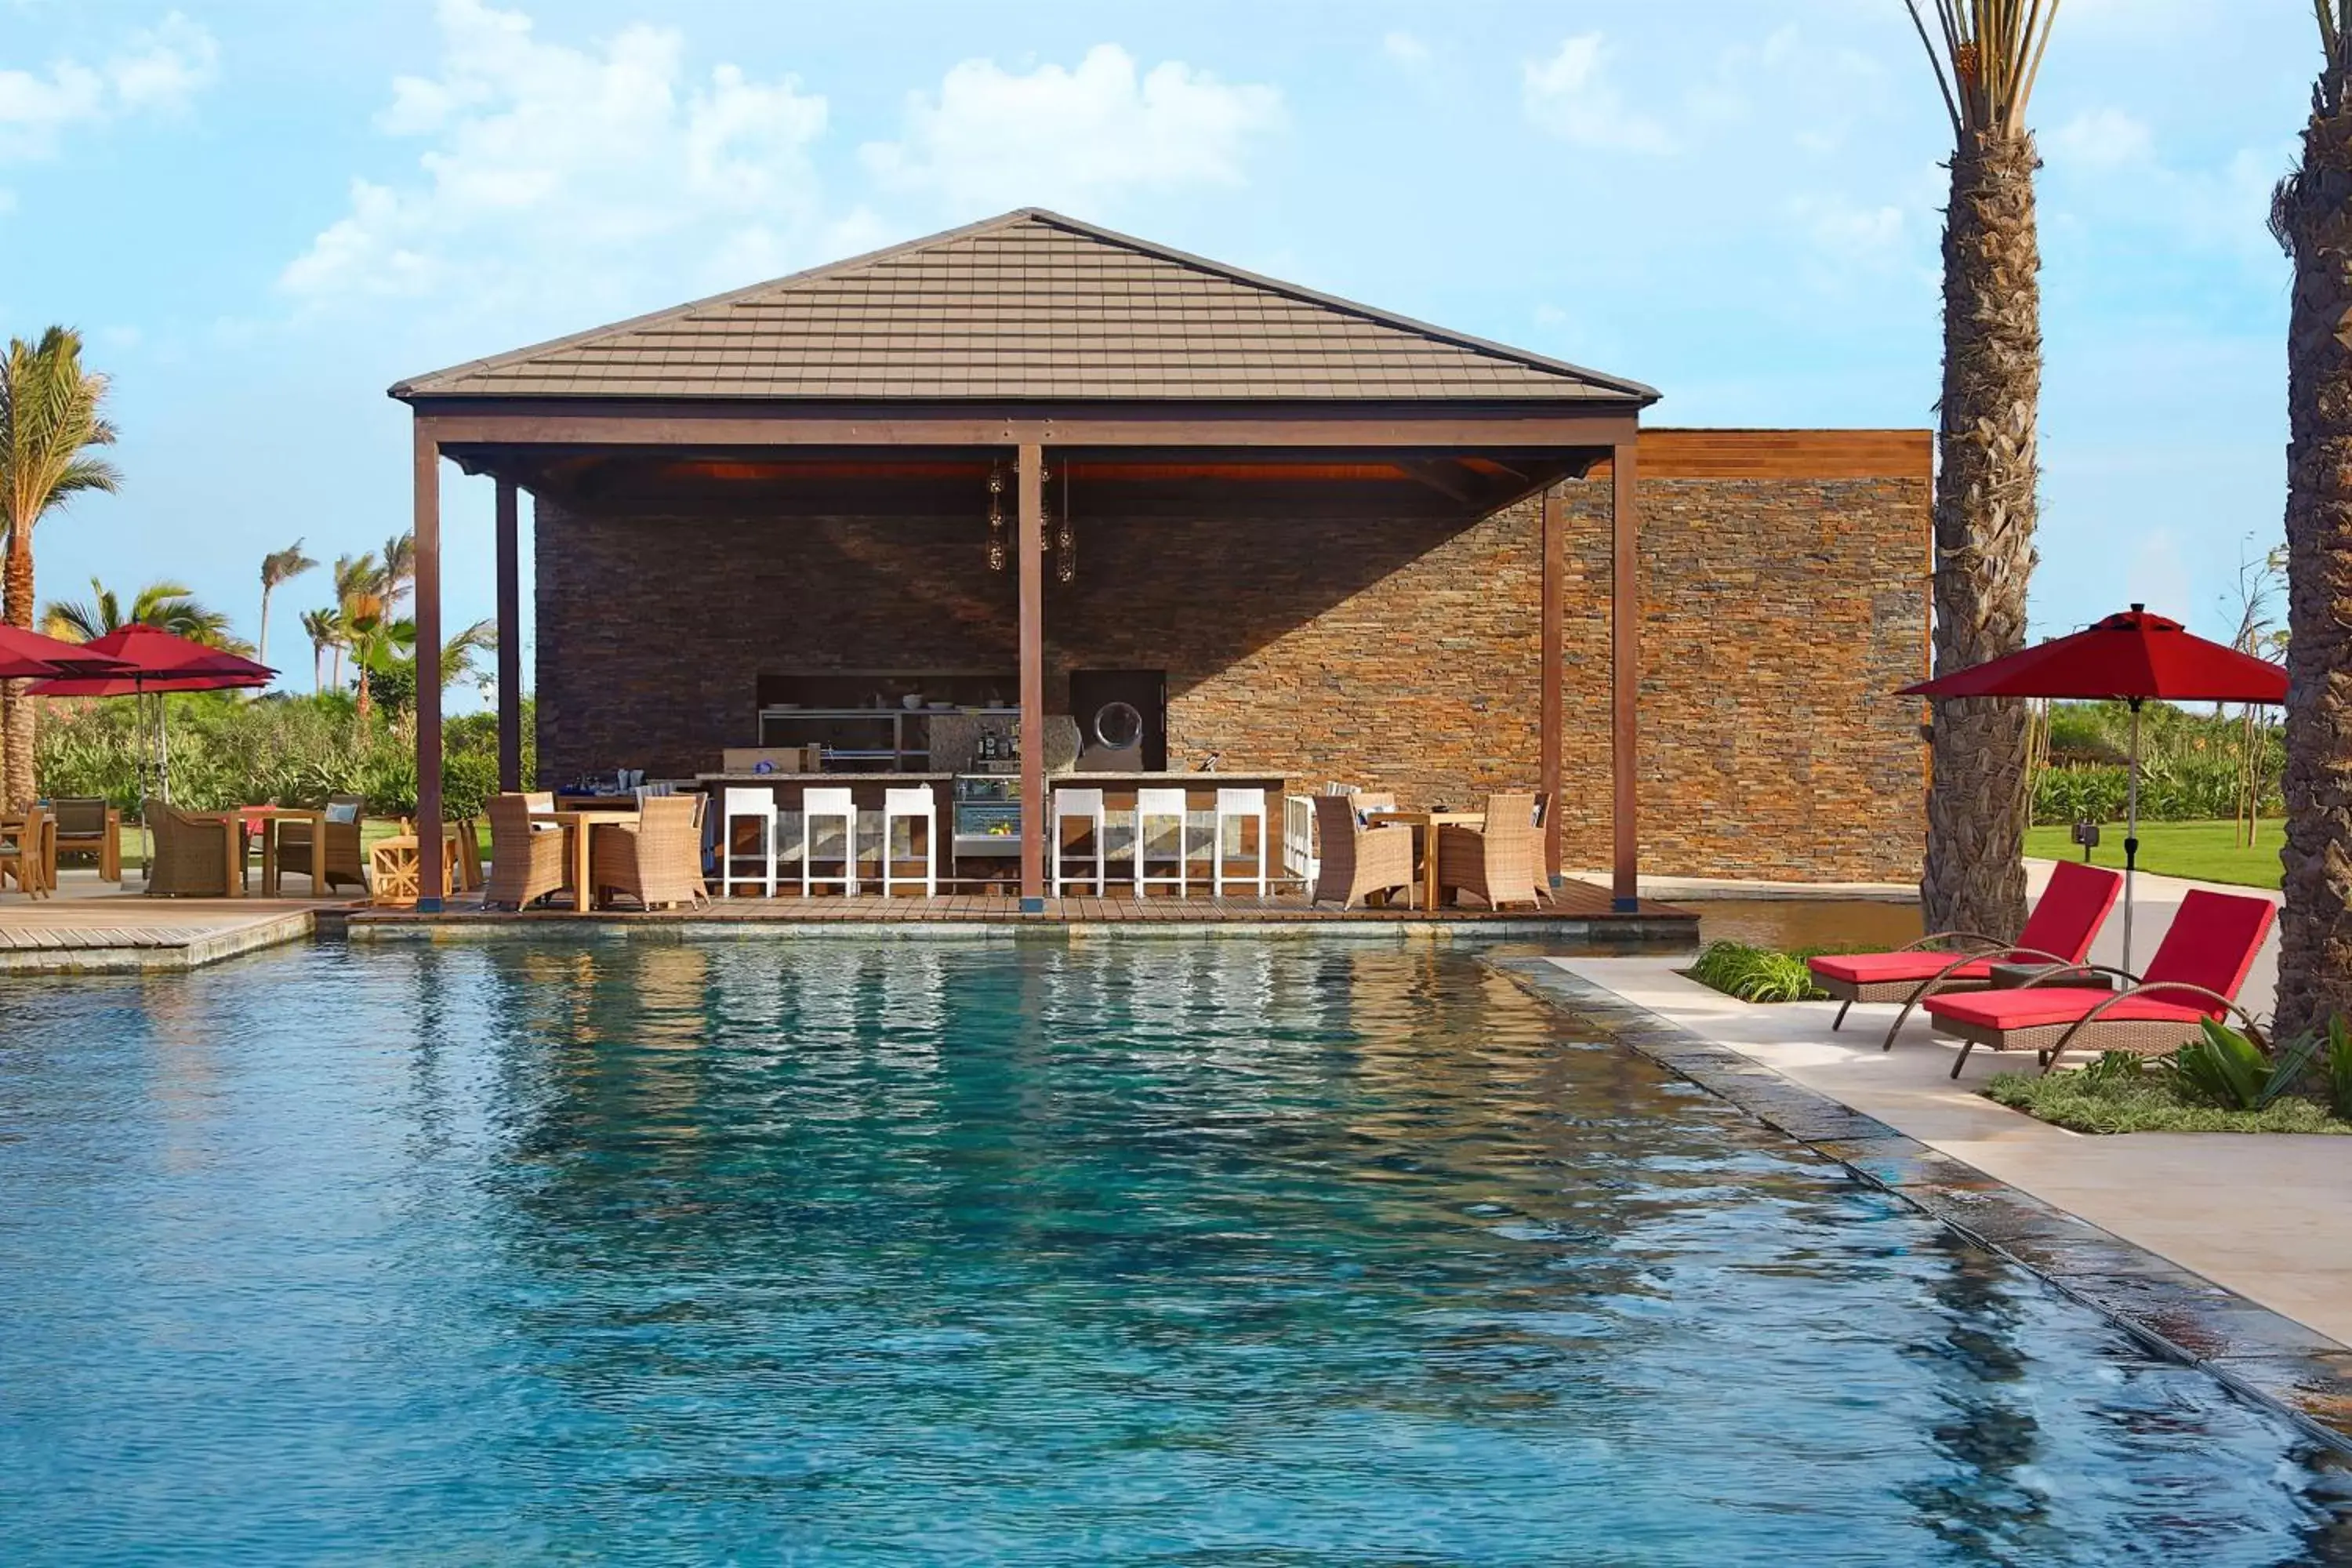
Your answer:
[0,0,2315,705]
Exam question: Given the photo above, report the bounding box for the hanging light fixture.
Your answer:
[1055,460,1076,584]
[985,463,1007,572]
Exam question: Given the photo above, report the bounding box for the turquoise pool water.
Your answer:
[1,941,2346,1564]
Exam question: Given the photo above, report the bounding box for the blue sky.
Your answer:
[0,0,2311,702]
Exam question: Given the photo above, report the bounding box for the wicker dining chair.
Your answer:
[1435,791,1549,910]
[1308,794,1416,909]
[274,795,370,895]
[143,799,241,898]
[589,794,709,911]
[485,793,570,910]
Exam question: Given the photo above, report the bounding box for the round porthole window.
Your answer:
[1093,700,1145,751]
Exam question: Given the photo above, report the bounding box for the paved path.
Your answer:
[1548,954,2352,1348]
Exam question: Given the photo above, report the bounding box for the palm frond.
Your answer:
[261,539,318,591]
[1903,0,2063,143]
[0,325,119,551]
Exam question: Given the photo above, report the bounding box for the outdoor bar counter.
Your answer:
[691,771,1289,890]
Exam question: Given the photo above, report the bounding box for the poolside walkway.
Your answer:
[0,870,342,975]
[1543,953,2352,1351]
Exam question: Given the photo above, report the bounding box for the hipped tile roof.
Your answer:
[392,209,1654,405]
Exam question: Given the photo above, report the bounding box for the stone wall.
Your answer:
[535,438,1929,882]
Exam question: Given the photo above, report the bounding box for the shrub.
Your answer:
[2328,1018,2352,1122]
[1686,941,1827,1004]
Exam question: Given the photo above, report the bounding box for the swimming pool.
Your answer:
[2,941,2345,1563]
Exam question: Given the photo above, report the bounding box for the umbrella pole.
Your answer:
[2124,697,2141,975]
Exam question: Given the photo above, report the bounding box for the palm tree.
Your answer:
[257,539,316,672]
[328,553,379,691]
[42,577,248,652]
[299,608,338,694]
[2273,4,2352,1035]
[344,590,391,719]
[1903,1,2062,940]
[438,617,497,690]
[379,531,416,611]
[0,326,120,808]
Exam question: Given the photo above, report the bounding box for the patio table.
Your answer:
[546,808,641,912]
[1364,810,1483,912]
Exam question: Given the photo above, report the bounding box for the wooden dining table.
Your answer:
[241,807,328,898]
[543,806,641,912]
[1364,810,1483,912]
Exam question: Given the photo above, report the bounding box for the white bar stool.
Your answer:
[800,786,858,898]
[882,786,938,898]
[1051,787,1108,896]
[719,786,778,898]
[1134,786,1190,900]
[1213,786,1269,898]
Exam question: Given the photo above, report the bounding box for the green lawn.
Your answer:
[2024,818,2282,890]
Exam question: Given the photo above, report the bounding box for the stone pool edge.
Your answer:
[1490,956,2352,1457]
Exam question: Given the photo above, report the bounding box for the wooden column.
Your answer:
[1610,437,1640,911]
[1539,483,1564,883]
[495,478,521,793]
[1017,442,1046,908]
[413,420,446,910]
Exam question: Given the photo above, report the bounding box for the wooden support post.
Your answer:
[1610,438,1640,911]
[495,479,521,793]
[1018,442,1046,909]
[1540,483,1564,884]
[414,420,446,909]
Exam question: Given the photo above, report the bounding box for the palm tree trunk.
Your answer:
[1,535,35,811]
[1921,134,2042,940]
[2277,83,2352,1036]
[256,588,272,671]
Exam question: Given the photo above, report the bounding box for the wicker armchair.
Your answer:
[274,796,369,895]
[485,793,570,910]
[143,799,241,898]
[0,804,52,897]
[51,796,122,881]
[1309,794,1416,909]
[589,795,708,911]
[1436,792,1549,910]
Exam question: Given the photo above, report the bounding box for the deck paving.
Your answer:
[0,870,345,974]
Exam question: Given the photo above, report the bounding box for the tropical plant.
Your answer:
[343,590,396,719]
[1903,2,2063,943]
[0,325,120,808]
[41,577,245,651]
[256,539,316,673]
[2161,1019,2318,1112]
[1686,940,1829,1004]
[2326,1014,2352,1120]
[2274,4,2352,1036]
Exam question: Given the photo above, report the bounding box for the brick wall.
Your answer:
[535,441,1929,882]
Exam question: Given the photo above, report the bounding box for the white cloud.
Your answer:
[1523,34,1673,155]
[281,0,833,310]
[0,10,215,162]
[2050,107,2154,170]
[860,45,1282,213]
[1381,31,1431,67]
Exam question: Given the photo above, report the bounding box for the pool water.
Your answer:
[1,941,2346,1564]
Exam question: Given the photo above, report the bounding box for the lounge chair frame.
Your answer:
[1941,964,2272,1078]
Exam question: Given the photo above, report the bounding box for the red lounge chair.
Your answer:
[1806,859,2122,1051]
[1922,888,2275,1078]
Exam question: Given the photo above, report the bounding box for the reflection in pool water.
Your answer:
[0,941,2344,1564]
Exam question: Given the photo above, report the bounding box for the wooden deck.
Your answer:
[0,884,338,975]
[348,878,1697,942]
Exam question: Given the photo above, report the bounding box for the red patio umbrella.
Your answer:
[0,624,136,681]
[1900,604,2287,970]
[29,626,274,803]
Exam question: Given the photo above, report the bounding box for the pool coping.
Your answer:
[1490,956,2352,1457]
[0,909,318,975]
[341,915,1694,946]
